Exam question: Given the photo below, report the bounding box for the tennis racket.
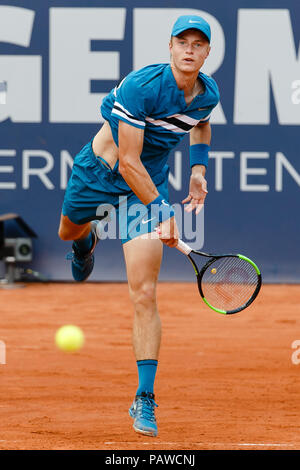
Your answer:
[175,240,262,315]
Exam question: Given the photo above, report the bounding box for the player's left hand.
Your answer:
[182,173,208,214]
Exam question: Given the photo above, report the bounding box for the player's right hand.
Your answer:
[156,216,179,248]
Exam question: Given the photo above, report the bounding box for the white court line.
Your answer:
[238,443,295,447]
[104,441,295,447]
[0,440,20,443]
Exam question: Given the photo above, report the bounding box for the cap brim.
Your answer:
[172,26,210,43]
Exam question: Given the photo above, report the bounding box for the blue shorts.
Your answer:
[62,140,170,244]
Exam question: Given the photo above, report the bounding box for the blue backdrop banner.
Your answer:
[0,1,299,282]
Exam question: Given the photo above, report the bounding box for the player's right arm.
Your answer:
[118,121,158,205]
[118,121,179,247]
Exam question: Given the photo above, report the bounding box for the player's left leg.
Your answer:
[59,139,118,281]
[123,235,163,437]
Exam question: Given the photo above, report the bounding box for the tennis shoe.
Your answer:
[129,391,158,437]
[66,221,99,282]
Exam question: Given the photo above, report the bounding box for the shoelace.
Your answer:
[65,251,92,268]
[136,395,158,422]
[66,251,91,262]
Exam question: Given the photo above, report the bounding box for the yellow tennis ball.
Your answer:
[55,325,85,352]
[211,268,217,274]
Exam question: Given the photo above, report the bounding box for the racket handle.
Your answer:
[176,239,192,255]
[154,228,192,255]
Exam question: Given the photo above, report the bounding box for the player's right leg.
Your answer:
[123,235,163,437]
[119,173,170,437]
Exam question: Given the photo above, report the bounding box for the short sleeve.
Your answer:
[197,74,220,123]
[111,74,148,130]
[199,111,212,123]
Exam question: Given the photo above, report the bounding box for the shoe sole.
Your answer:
[132,424,157,437]
[129,409,157,437]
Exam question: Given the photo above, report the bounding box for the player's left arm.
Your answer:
[182,120,211,214]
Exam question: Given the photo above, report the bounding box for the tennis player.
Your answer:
[58,15,220,437]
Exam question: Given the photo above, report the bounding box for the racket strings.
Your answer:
[201,257,258,311]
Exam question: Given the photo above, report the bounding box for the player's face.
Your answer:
[169,30,211,73]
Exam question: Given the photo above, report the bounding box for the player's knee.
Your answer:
[130,281,157,311]
[58,226,73,241]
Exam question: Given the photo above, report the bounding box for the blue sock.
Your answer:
[74,231,93,254]
[136,359,158,395]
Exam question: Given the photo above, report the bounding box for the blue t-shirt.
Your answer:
[101,63,220,191]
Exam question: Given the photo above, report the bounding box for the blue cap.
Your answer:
[171,15,211,43]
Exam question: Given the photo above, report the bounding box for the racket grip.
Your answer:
[176,239,192,255]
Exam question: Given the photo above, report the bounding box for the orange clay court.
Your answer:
[0,282,300,450]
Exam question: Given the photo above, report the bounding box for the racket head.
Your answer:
[192,253,262,315]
